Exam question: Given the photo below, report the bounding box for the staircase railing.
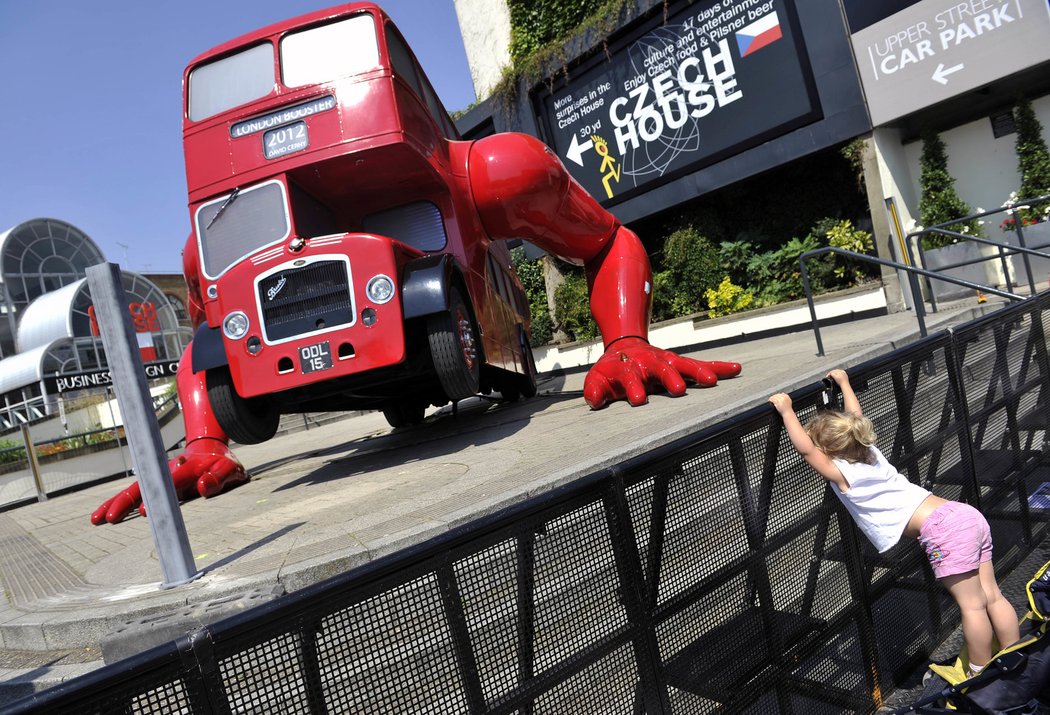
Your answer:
[799,246,1022,356]
[800,196,1050,356]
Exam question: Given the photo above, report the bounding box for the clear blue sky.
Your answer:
[0,1,477,274]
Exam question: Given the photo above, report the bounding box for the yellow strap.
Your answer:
[929,660,966,685]
[1027,558,1050,620]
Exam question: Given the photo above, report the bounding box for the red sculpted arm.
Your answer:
[466,133,740,409]
[91,238,247,524]
[580,226,740,408]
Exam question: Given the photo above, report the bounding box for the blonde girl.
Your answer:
[769,369,1019,676]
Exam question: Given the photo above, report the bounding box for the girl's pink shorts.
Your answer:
[917,501,992,578]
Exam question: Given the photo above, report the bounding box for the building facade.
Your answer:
[0,218,190,427]
[452,0,1050,308]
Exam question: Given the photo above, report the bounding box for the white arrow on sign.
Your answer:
[565,133,594,167]
[931,62,965,85]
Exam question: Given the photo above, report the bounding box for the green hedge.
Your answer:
[511,217,876,347]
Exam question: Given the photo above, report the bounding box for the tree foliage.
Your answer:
[918,130,981,248]
[553,267,600,342]
[1014,96,1050,222]
[513,216,874,346]
[511,248,552,346]
[507,0,607,64]
[651,227,720,320]
[816,218,877,284]
[705,277,753,319]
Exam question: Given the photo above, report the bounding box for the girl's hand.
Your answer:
[768,393,792,414]
[826,368,849,386]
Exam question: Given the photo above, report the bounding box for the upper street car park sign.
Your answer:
[850,0,1050,125]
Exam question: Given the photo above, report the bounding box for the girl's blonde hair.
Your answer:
[805,410,877,464]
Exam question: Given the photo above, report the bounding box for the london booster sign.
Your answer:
[535,0,819,205]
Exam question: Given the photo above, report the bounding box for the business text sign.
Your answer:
[852,0,1050,125]
[43,360,179,395]
[536,0,818,205]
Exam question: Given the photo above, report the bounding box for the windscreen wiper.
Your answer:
[206,187,240,229]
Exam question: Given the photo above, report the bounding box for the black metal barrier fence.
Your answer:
[8,294,1050,715]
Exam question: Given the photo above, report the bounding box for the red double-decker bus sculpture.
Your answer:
[92,2,739,524]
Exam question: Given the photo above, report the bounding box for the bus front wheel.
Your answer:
[205,367,280,445]
[427,286,480,402]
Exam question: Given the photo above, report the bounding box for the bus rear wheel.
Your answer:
[205,367,280,445]
[382,400,426,429]
[517,326,538,399]
[427,287,480,402]
[497,327,537,402]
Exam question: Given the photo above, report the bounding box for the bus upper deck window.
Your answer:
[281,14,380,88]
[189,43,275,122]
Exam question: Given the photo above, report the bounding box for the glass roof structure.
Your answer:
[0,218,189,428]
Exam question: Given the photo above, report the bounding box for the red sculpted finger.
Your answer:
[169,457,204,499]
[91,482,142,525]
[669,355,719,386]
[105,490,139,524]
[584,370,615,409]
[212,456,247,483]
[196,470,222,498]
[658,366,688,396]
[707,360,742,379]
[636,350,687,396]
[91,498,115,526]
[620,366,649,406]
[197,459,246,498]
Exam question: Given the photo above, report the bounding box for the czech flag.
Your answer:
[736,11,782,57]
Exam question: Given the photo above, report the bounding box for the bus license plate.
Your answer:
[299,341,333,374]
[264,121,309,160]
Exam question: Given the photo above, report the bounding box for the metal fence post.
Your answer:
[837,508,884,708]
[800,259,825,356]
[20,423,47,503]
[1012,214,1036,292]
[105,386,130,478]
[943,327,982,511]
[604,475,672,714]
[86,263,201,589]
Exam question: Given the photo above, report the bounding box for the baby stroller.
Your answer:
[892,558,1050,714]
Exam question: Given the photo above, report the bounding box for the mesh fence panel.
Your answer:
[531,643,639,713]
[11,294,1050,715]
[315,573,469,713]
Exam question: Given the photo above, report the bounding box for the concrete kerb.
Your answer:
[0,663,102,706]
[0,573,278,653]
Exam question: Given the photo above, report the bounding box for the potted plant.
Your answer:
[917,130,993,300]
[1001,97,1050,290]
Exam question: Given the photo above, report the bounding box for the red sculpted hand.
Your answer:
[583,337,741,409]
[90,438,248,525]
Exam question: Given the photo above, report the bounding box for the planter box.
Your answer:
[1004,221,1050,292]
[921,240,1000,301]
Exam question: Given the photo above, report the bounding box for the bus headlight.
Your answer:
[223,311,250,339]
[366,275,395,304]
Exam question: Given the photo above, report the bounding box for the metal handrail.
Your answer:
[906,226,1050,312]
[799,246,1023,356]
[906,193,1050,308]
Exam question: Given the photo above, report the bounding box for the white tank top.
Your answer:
[831,446,930,553]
